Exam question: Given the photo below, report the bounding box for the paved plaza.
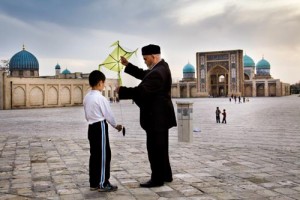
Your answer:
[0,95,300,200]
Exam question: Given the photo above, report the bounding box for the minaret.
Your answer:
[55,63,61,77]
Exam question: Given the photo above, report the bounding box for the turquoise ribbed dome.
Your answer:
[9,47,39,70]
[243,55,255,68]
[62,68,71,74]
[256,57,270,69]
[183,63,195,73]
[55,64,61,69]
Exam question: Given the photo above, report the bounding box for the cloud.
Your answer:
[0,0,300,83]
[167,0,226,25]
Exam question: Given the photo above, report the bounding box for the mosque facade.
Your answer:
[171,50,290,98]
[0,46,118,110]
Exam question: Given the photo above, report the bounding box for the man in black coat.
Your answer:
[117,44,177,187]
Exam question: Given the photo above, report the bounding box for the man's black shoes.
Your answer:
[164,177,173,182]
[140,180,164,188]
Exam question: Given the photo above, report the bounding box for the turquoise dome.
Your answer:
[9,47,39,70]
[62,68,71,74]
[183,63,195,73]
[256,57,270,69]
[243,55,255,68]
[55,64,61,69]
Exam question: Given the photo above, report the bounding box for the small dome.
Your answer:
[256,57,270,69]
[183,63,195,73]
[62,68,71,74]
[243,55,255,68]
[55,63,61,69]
[9,46,39,70]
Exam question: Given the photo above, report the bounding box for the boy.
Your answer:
[83,70,122,192]
[222,109,227,124]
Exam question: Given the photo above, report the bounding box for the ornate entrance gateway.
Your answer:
[207,66,228,97]
[196,50,244,97]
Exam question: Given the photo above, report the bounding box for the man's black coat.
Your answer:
[118,59,177,131]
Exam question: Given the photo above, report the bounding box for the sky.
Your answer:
[0,0,299,84]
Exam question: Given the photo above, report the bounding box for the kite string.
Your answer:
[119,100,124,124]
[118,97,126,136]
[117,81,125,136]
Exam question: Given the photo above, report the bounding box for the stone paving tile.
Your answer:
[1,96,300,199]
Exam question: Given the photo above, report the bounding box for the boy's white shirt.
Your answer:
[83,90,117,127]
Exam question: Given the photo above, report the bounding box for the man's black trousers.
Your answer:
[145,129,172,183]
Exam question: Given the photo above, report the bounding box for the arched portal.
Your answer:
[207,66,229,97]
[256,83,265,96]
[244,73,250,80]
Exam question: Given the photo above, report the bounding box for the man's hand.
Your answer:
[115,124,122,132]
[120,56,129,66]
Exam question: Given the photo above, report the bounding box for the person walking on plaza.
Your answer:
[83,70,122,192]
[116,44,177,188]
[216,107,221,123]
[222,109,227,124]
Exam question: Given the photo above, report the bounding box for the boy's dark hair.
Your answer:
[89,70,106,87]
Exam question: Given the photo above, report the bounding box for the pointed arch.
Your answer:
[30,86,44,106]
[13,86,25,106]
[207,65,229,97]
[48,86,58,105]
[61,86,71,104]
[73,86,83,104]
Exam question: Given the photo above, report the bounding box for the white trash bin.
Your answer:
[176,101,193,142]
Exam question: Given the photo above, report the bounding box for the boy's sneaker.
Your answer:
[90,186,99,191]
[98,182,118,192]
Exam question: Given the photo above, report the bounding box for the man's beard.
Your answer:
[147,62,154,69]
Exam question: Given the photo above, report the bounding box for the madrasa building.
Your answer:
[171,50,290,98]
[0,46,118,110]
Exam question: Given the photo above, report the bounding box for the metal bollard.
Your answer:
[176,101,193,142]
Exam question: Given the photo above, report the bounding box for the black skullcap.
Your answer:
[141,44,161,55]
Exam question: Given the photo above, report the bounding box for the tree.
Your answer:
[290,81,300,94]
[0,59,9,72]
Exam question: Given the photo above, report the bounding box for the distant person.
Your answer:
[216,107,221,123]
[83,70,122,192]
[243,97,245,103]
[238,96,241,103]
[222,109,227,124]
[229,97,231,102]
[234,95,237,103]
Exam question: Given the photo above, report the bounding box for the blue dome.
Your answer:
[256,57,270,69]
[9,47,39,70]
[62,68,71,74]
[243,55,255,68]
[183,63,195,73]
[55,64,61,69]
